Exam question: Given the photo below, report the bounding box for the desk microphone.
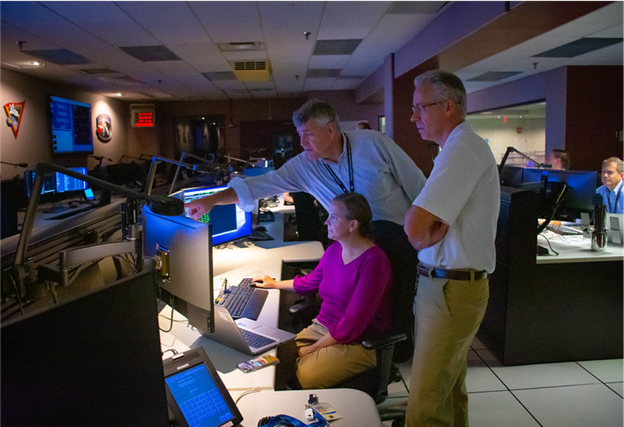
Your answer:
[89,155,113,162]
[0,161,28,168]
[592,194,607,251]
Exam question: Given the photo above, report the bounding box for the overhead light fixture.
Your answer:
[116,93,123,97]
[303,31,311,41]
[30,61,44,67]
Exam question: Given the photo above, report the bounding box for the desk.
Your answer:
[536,231,624,263]
[233,389,382,426]
[159,238,324,391]
[481,230,623,365]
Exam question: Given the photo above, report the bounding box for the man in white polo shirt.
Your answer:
[404,70,500,426]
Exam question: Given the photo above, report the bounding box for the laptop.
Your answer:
[208,305,295,355]
[164,347,243,427]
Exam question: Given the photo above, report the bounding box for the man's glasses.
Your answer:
[411,101,445,114]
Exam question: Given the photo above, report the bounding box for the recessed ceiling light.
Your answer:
[116,93,123,97]
[31,61,44,67]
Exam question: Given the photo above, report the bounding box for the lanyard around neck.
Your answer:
[609,184,622,213]
[323,134,354,194]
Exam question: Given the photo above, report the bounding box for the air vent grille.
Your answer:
[231,61,272,81]
[234,61,267,71]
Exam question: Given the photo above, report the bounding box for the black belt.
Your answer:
[417,263,488,281]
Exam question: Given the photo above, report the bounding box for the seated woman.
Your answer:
[254,192,392,389]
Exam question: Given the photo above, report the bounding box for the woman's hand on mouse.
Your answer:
[252,275,276,288]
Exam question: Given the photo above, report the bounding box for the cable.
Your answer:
[234,387,261,404]
[159,304,176,332]
[537,234,559,256]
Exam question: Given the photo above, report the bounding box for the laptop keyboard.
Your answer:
[216,278,268,320]
[179,388,229,425]
[239,328,276,349]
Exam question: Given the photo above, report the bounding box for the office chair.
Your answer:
[290,192,329,247]
[287,292,409,404]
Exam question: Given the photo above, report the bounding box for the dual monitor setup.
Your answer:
[25,166,92,199]
[500,165,597,223]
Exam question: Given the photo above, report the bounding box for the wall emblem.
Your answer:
[4,101,25,138]
[96,114,112,142]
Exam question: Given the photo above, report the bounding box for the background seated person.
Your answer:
[596,157,623,214]
[254,193,392,389]
[546,149,571,170]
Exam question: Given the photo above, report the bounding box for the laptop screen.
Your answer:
[163,348,243,427]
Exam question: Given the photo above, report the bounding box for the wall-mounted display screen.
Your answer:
[50,96,94,155]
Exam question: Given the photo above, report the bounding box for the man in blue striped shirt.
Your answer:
[187,99,427,361]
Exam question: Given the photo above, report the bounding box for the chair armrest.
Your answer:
[288,293,316,315]
[361,332,407,350]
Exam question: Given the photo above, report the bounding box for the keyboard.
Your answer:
[547,224,583,235]
[239,328,276,348]
[216,278,268,320]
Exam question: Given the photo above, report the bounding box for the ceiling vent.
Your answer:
[218,42,265,52]
[232,61,272,81]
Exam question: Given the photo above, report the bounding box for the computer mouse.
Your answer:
[255,226,267,232]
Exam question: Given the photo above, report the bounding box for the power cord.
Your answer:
[234,387,261,404]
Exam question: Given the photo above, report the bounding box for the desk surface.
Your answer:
[233,389,382,426]
[160,236,324,391]
[537,231,624,264]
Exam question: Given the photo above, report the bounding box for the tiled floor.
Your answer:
[380,337,623,426]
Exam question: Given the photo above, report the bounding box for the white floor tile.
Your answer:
[607,382,624,398]
[487,360,600,390]
[513,383,624,427]
[578,359,624,383]
[466,350,506,393]
[387,376,409,398]
[468,390,539,427]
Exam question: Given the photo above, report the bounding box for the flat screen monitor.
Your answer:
[143,205,214,335]
[0,261,169,426]
[499,165,524,187]
[49,95,94,155]
[180,185,253,245]
[55,166,88,193]
[522,168,597,220]
[24,169,56,197]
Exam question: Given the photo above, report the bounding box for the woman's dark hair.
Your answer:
[333,192,373,238]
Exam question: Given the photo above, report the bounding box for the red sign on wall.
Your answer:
[131,104,155,128]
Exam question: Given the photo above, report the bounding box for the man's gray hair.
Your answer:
[414,70,467,119]
[293,99,341,132]
[603,157,623,173]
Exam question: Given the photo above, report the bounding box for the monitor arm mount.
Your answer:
[11,162,183,306]
[168,152,218,195]
[144,155,211,196]
[499,146,552,181]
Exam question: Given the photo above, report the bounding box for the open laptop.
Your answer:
[208,305,295,355]
[164,347,243,427]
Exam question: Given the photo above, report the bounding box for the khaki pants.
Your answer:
[293,319,376,389]
[406,275,489,427]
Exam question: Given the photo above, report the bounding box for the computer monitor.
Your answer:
[143,205,215,335]
[24,169,55,197]
[0,261,169,426]
[522,168,597,221]
[499,165,524,187]
[180,185,253,245]
[55,166,88,193]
